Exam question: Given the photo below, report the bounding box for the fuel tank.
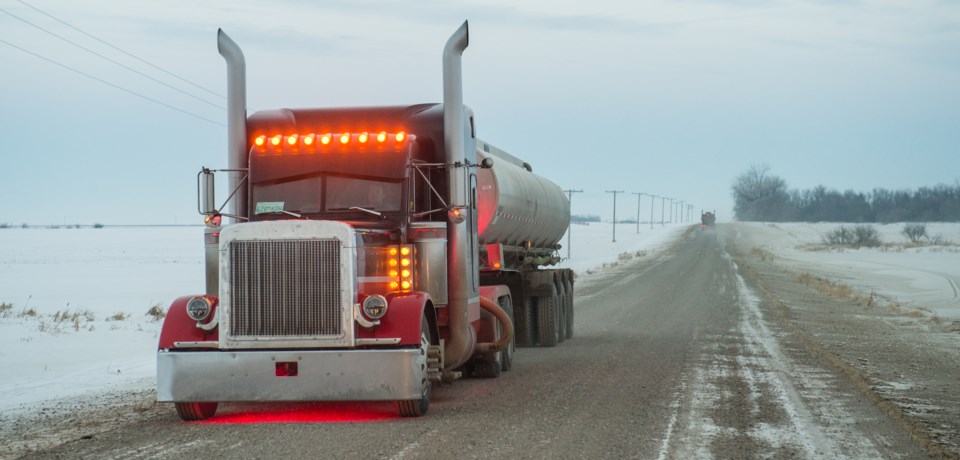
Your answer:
[476,140,569,249]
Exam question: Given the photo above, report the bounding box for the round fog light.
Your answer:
[362,295,388,320]
[186,297,212,321]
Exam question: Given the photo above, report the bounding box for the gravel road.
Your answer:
[7,225,948,459]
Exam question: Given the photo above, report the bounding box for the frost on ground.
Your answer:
[663,252,887,459]
[731,222,960,457]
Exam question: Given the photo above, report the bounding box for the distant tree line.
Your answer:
[571,214,601,223]
[731,165,960,222]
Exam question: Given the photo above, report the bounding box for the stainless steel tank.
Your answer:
[476,141,570,249]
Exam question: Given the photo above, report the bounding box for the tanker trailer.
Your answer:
[157,21,573,420]
[476,140,574,349]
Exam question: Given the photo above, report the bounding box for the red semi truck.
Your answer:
[156,22,574,420]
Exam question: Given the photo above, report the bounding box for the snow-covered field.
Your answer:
[0,222,688,417]
[733,222,960,321]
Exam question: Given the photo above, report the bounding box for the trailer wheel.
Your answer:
[174,402,218,421]
[514,295,535,347]
[500,296,515,372]
[398,316,432,417]
[564,274,574,340]
[556,278,567,344]
[537,286,560,347]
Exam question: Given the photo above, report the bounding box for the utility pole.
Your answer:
[650,194,657,230]
[666,197,674,224]
[632,192,647,234]
[679,200,685,223]
[563,189,583,259]
[606,190,624,242]
[661,196,668,227]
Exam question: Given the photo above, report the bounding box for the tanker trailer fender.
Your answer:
[369,292,437,346]
[158,295,220,350]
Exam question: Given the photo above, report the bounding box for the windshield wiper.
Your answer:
[258,209,304,218]
[347,206,382,217]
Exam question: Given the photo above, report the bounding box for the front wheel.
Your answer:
[175,402,218,421]
[398,316,432,417]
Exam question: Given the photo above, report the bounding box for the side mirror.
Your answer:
[198,168,216,215]
[480,157,494,169]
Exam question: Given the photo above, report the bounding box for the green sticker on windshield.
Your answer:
[255,202,285,214]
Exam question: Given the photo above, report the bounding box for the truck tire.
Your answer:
[175,402,218,421]
[537,286,560,347]
[398,316,432,417]
[500,296,515,372]
[471,356,501,379]
[555,276,567,344]
[564,274,574,340]
[514,295,535,347]
[472,295,514,378]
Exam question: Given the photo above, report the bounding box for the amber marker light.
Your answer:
[303,134,315,146]
[389,281,400,290]
[340,133,350,144]
[401,280,411,290]
[377,131,387,143]
[358,132,369,143]
[287,134,299,145]
[395,131,406,142]
[254,135,266,147]
[270,135,283,146]
[320,134,332,145]
[399,246,411,256]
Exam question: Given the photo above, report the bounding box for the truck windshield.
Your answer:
[326,176,402,212]
[251,175,402,218]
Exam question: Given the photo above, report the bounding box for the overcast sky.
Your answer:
[1,0,958,225]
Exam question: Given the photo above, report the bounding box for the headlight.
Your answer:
[186,297,212,321]
[362,295,388,320]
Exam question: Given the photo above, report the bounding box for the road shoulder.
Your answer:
[727,225,960,458]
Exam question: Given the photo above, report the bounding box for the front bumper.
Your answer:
[157,348,425,402]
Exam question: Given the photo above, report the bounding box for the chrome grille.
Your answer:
[228,239,342,338]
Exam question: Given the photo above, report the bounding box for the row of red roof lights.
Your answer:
[253,131,408,150]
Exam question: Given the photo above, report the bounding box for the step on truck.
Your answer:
[156,22,574,420]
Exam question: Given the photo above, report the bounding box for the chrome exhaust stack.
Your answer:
[442,21,474,372]
[217,29,248,222]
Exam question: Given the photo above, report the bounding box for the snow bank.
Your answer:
[734,222,960,321]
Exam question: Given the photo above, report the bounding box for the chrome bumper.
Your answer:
[157,348,425,402]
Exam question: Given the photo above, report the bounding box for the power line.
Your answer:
[0,6,225,111]
[17,0,226,102]
[0,38,225,127]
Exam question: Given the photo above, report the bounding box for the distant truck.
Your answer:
[701,211,716,228]
[156,22,574,421]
